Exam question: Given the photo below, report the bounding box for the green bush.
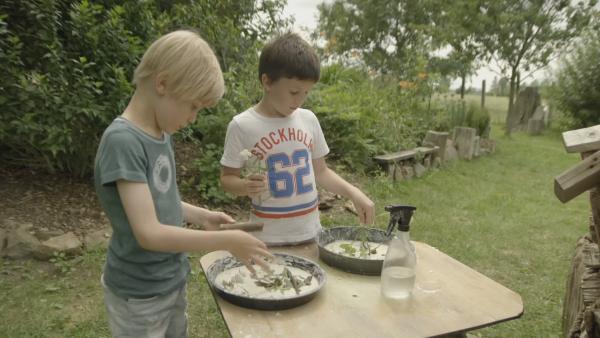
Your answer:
[0,1,144,176]
[0,1,137,176]
[0,0,285,203]
[550,28,600,128]
[306,64,436,172]
[433,99,490,137]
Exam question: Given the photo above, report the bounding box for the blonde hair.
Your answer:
[133,30,224,105]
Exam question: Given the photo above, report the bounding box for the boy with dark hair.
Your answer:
[220,32,374,246]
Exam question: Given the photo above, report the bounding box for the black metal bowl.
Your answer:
[205,253,326,311]
[317,226,392,275]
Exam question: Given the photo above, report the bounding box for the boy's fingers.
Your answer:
[244,261,256,275]
[255,247,274,259]
[253,257,272,271]
[365,208,374,225]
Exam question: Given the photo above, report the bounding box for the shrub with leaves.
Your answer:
[433,99,490,137]
[305,64,435,173]
[0,0,287,204]
[0,1,142,176]
[550,28,600,128]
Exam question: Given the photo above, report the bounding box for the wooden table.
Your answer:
[199,241,523,338]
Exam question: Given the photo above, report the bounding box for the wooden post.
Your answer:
[556,124,600,336]
[481,80,486,108]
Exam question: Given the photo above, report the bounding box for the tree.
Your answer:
[430,0,485,99]
[477,0,599,135]
[315,0,438,79]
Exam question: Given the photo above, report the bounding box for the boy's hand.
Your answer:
[351,192,375,225]
[245,173,268,198]
[225,230,273,274]
[204,211,235,231]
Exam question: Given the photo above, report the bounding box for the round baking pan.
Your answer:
[317,226,392,275]
[205,253,326,311]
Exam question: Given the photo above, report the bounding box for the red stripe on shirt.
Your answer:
[253,204,318,219]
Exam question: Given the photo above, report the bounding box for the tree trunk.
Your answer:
[516,72,520,97]
[460,74,466,99]
[505,69,518,136]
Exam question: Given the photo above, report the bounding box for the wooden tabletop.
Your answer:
[199,241,523,338]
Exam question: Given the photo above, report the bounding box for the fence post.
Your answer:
[481,80,486,108]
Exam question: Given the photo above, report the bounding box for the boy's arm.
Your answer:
[313,158,375,225]
[220,166,267,198]
[182,202,234,231]
[116,180,272,266]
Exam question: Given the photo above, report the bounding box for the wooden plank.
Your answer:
[554,149,600,203]
[219,222,264,232]
[373,146,438,163]
[563,125,600,153]
[200,241,523,338]
[373,149,418,163]
[414,146,438,155]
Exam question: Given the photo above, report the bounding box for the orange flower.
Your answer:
[398,80,416,89]
[417,72,428,80]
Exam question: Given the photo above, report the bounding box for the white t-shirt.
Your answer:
[221,107,329,245]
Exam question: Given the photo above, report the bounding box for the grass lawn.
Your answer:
[0,123,589,337]
[463,94,509,125]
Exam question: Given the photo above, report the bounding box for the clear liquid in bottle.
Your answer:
[381,266,416,299]
[380,204,417,300]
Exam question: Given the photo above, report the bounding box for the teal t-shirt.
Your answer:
[94,117,190,299]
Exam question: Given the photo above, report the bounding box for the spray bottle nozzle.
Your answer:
[385,204,416,236]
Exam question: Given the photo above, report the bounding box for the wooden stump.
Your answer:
[563,235,595,337]
[528,119,544,135]
[590,188,600,245]
[423,131,449,162]
[508,86,541,132]
[473,136,481,158]
[453,127,477,160]
[563,187,600,337]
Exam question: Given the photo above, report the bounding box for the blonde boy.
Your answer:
[220,32,375,245]
[94,30,271,338]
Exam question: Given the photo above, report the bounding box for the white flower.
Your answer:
[239,149,253,161]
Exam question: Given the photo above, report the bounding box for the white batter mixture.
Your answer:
[215,263,320,299]
[324,240,388,260]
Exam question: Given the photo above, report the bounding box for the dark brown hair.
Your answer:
[258,32,320,83]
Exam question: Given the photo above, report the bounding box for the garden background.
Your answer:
[1,1,600,337]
